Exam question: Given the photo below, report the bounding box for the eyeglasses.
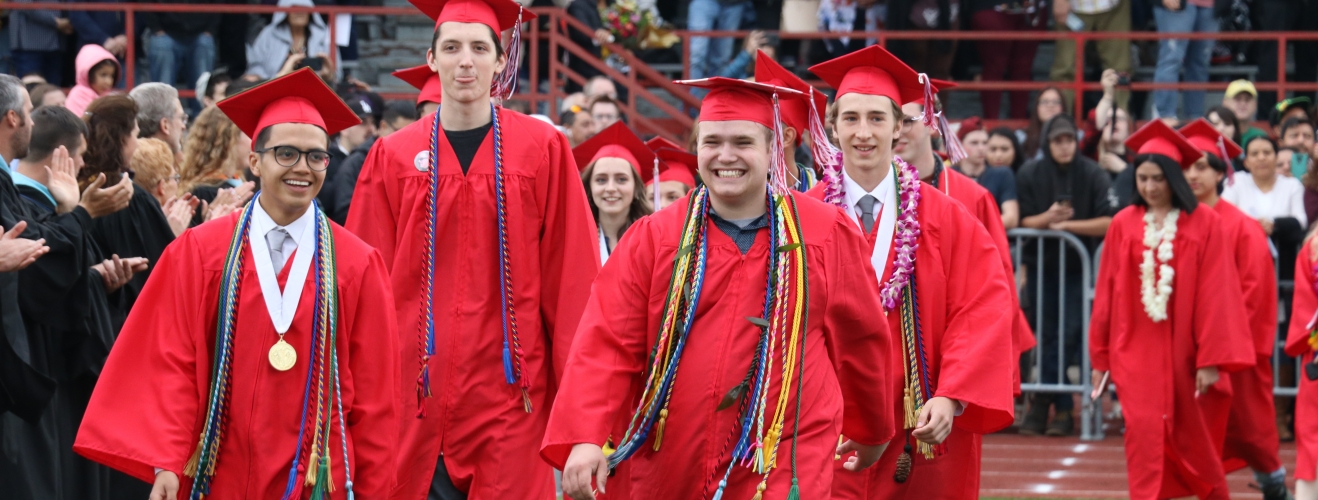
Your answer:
[256,145,331,171]
[169,174,181,182]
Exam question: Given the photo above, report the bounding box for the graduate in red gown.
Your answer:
[1287,235,1318,500]
[894,79,1036,396]
[392,64,441,116]
[805,46,1016,499]
[73,68,401,499]
[644,136,698,211]
[753,50,828,192]
[1090,121,1254,500]
[544,77,895,500]
[1179,119,1293,498]
[344,0,599,498]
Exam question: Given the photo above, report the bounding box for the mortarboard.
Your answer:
[808,45,924,104]
[409,0,536,100]
[645,136,685,153]
[217,68,360,149]
[1125,120,1203,169]
[755,51,827,142]
[573,121,657,185]
[653,148,698,187]
[1179,117,1242,182]
[674,77,804,193]
[393,64,444,106]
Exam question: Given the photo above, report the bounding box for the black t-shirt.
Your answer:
[445,122,494,175]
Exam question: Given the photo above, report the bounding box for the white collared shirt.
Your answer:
[842,166,896,224]
[250,200,312,274]
[248,197,316,334]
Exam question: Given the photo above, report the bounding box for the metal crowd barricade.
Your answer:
[1008,228,1100,441]
[1274,244,1301,398]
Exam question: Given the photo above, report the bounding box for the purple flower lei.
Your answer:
[879,157,921,310]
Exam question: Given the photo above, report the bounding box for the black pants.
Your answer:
[1026,266,1085,412]
[429,455,467,500]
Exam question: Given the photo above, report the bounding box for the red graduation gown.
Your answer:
[940,169,1036,394]
[1285,239,1318,481]
[73,213,401,498]
[541,192,896,499]
[806,181,1017,500]
[345,109,599,500]
[1210,201,1282,474]
[1090,206,1253,500]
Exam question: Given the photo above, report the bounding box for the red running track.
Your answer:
[980,433,1299,498]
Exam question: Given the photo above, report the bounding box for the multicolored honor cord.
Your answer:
[185,198,350,500]
[416,104,531,417]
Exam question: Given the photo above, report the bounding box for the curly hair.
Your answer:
[180,105,244,194]
[131,138,176,192]
[79,95,138,187]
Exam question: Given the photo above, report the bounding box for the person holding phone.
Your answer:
[244,0,334,81]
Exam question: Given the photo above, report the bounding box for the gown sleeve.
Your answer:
[533,128,601,385]
[1287,239,1317,358]
[338,246,401,496]
[1235,217,1279,359]
[1192,214,1255,373]
[540,217,654,470]
[73,230,207,483]
[344,139,400,270]
[821,210,895,447]
[1089,213,1123,374]
[934,202,1016,434]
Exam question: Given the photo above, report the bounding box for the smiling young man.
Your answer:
[806,46,1016,499]
[73,68,401,500]
[343,0,600,498]
[544,77,895,500]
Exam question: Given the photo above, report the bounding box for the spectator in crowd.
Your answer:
[130,137,195,237]
[987,126,1025,171]
[1252,0,1318,113]
[1205,105,1245,172]
[714,30,770,81]
[1280,117,1316,161]
[886,0,959,85]
[1049,0,1131,110]
[1150,0,1216,121]
[12,106,86,213]
[815,0,882,59]
[971,0,1046,119]
[559,0,606,93]
[19,74,46,89]
[197,70,232,109]
[65,45,119,118]
[128,83,188,158]
[332,100,415,222]
[1085,69,1131,174]
[1223,136,1306,280]
[142,0,217,91]
[1270,97,1311,138]
[68,0,126,56]
[1301,148,1318,231]
[28,84,65,108]
[956,118,1020,229]
[1223,80,1267,144]
[560,105,595,147]
[245,0,333,81]
[378,99,419,138]
[1021,87,1066,161]
[559,92,588,115]
[179,105,254,225]
[1017,114,1116,436]
[583,75,618,102]
[322,93,377,222]
[686,0,748,85]
[9,0,70,86]
[590,95,622,134]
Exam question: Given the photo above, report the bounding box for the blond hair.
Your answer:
[180,106,243,193]
[131,138,176,191]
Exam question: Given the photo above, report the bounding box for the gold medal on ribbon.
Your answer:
[268,337,297,371]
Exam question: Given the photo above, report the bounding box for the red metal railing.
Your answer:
[7,3,1318,136]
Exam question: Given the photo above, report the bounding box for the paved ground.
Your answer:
[980,433,1299,498]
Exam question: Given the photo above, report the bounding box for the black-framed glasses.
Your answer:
[256,145,331,171]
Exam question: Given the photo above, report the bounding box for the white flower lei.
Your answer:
[1140,209,1179,322]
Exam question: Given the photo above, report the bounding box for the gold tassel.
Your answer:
[653,409,669,451]
[751,481,767,500]
[762,429,781,469]
[902,385,917,429]
[183,437,203,477]
[834,434,844,460]
[305,451,320,487]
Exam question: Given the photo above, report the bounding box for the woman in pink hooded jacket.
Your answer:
[65,44,120,117]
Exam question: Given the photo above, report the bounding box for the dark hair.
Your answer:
[431,24,504,59]
[1130,153,1198,214]
[560,109,578,127]
[1280,116,1315,141]
[383,99,419,126]
[79,95,137,187]
[28,84,59,107]
[1203,151,1227,174]
[253,123,329,151]
[225,78,261,98]
[580,158,652,239]
[88,59,119,87]
[1023,87,1067,159]
[1205,106,1242,145]
[28,106,87,161]
[1246,134,1277,155]
[589,95,621,114]
[204,71,233,102]
[987,126,1024,171]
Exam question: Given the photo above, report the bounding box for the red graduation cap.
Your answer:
[808,45,925,104]
[755,50,827,143]
[653,148,698,187]
[393,64,443,106]
[674,77,804,131]
[645,136,685,153]
[1125,120,1203,169]
[1178,118,1242,160]
[410,0,534,32]
[573,121,657,184]
[217,68,360,150]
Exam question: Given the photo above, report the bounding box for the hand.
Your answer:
[91,255,131,292]
[1100,68,1118,94]
[43,146,80,213]
[1162,0,1181,9]
[561,443,609,500]
[162,194,199,237]
[79,173,134,218]
[743,30,768,54]
[594,28,613,45]
[149,470,179,500]
[233,181,256,206]
[103,35,128,58]
[55,18,73,35]
[1258,218,1275,235]
[1099,152,1128,174]
[1053,0,1072,26]
[911,396,956,445]
[0,222,48,272]
[277,53,306,78]
[313,53,336,81]
[1045,202,1075,224]
[837,438,887,471]
[1048,220,1071,231]
[1195,366,1219,395]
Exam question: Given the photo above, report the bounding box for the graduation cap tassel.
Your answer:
[936,111,967,164]
[492,6,524,103]
[769,93,790,194]
[652,156,662,210]
[917,74,939,130]
[809,99,845,210]
[1219,137,1236,185]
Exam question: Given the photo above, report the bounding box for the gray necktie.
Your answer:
[266,227,290,274]
[858,194,878,234]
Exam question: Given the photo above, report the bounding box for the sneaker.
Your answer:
[1020,395,1049,436]
[1045,410,1074,436]
[1258,481,1294,500]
